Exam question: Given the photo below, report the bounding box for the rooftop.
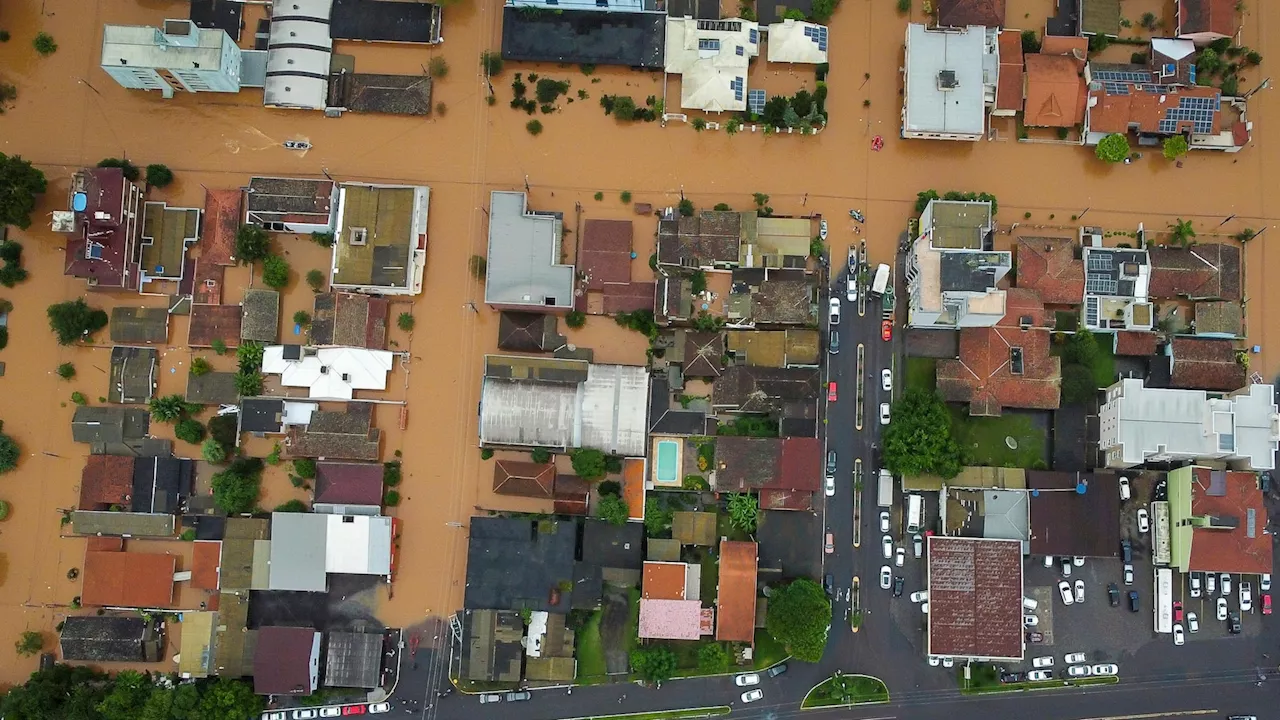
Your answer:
[501,6,666,69]
[1184,467,1271,574]
[315,462,386,506]
[713,365,820,417]
[461,609,524,683]
[643,561,690,600]
[1024,54,1086,128]
[324,631,383,689]
[921,200,994,250]
[1086,81,1225,138]
[263,0,331,110]
[267,512,394,592]
[580,219,634,290]
[188,304,242,349]
[672,511,718,546]
[109,346,158,404]
[186,371,239,404]
[1170,337,1247,391]
[1148,244,1242,301]
[110,307,169,345]
[71,406,150,447]
[1015,237,1084,305]
[71,510,176,537]
[79,455,135,510]
[82,549,177,608]
[253,626,320,696]
[664,17,758,112]
[766,20,829,64]
[938,0,1004,26]
[332,0,442,43]
[583,519,644,571]
[904,24,993,139]
[1027,471,1122,557]
[715,540,758,642]
[995,30,1023,113]
[684,331,725,378]
[1194,301,1243,337]
[497,312,563,353]
[336,72,432,115]
[638,599,706,640]
[927,536,1023,660]
[245,177,336,230]
[241,289,280,343]
[262,345,394,399]
[286,405,382,460]
[200,188,240,266]
[191,540,221,590]
[1178,0,1236,38]
[1081,0,1121,36]
[139,201,199,286]
[492,459,557,498]
[727,268,817,325]
[657,211,752,268]
[59,615,158,662]
[61,167,142,290]
[725,329,820,368]
[311,292,390,348]
[485,191,574,310]
[464,517,579,612]
[1114,330,1160,357]
[332,184,429,294]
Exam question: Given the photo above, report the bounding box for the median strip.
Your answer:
[961,675,1119,695]
[801,672,889,709]
[578,706,732,720]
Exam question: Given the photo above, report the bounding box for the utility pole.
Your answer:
[523,175,531,194]
[1219,214,1237,227]
[1078,207,1091,220]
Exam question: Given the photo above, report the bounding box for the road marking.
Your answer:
[1068,711,1217,720]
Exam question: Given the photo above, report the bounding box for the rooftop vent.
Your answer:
[349,227,367,246]
[937,70,958,90]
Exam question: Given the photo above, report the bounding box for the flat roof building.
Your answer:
[500,6,666,69]
[926,536,1023,661]
[331,184,429,295]
[906,200,1008,328]
[1080,235,1153,332]
[264,0,332,110]
[267,512,394,592]
[902,24,997,140]
[100,20,243,99]
[485,191,574,312]
[245,177,338,235]
[766,20,829,64]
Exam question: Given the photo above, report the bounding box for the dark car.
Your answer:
[999,671,1025,684]
[1129,590,1140,612]
[1025,631,1044,643]
[1121,539,1133,563]
[829,329,840,355]
[1262,472,1272,493]
[1229,612,1242,634]
[892,575,904,597]
[39,653,55,672]
[1108,582,1120,607]
[767,663,788,678]
[826,450,837,475]
[823,574,834,597]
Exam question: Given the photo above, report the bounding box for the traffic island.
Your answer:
[958,665,1119,695]
[800,673,888,708]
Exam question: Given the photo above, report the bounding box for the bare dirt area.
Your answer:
[0,0,1278,684]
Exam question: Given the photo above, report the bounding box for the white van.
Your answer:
[906,494,923,534]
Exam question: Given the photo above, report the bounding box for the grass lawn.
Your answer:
[582,708,731,720]
[751,629,788,671]
[576,609,607,679]
[699,551,719,603]
[950,408,1046,469]
[1092,341,1117,388]
[801,674,889,708]
[626,586,641,655]
[905,357,937,393]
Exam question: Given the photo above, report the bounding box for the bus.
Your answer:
[1155,567,1173,634]
[871,264,890,295]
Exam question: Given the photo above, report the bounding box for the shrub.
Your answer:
[469,255,487,279]
[383,490,401,507]
[209,413,238,449]
[1021,29,1041,54]
[310,231,335,248]
[531,447,552,464]
[428,56,449,78]
[70,392,86,406]
[594,191,604,201]
[211,457,264,514]
[293,458,317,479]
[597,494,629,525]
[535,78,570,103]
[435,102,447,116]
[612,95,637,120]
[597,480,622,497]
[383,461,402,487]
[261,255,290,289]
[234,225,271,264]
[306,269,325,291]
[55,362,75,379]
[293,310,311,327]
[145,164,174,187]
[397,312,415,332]
[0,500,10,520]
[234,371,263,396]
[713,203,732,211]
[32,32,56,56]
[211,338,227,355]
[274,499,307,513]
[565,310,586,329]
[0,264,27,288]
[46,299,109,345]
[201,437,227,464]
[481,448,494,460]
[896,0,910,12]
[15,630,42,657]
[481,50,504,76]
[237,341,264,372]
[190,357,212,376]
[0,424,16,474]
[678,198,695,217]
[620,191,632,203]
[175,419,206,444]
[149,394,198,422]
[96,157,138,181]
[0,326,6,351]
[692,118,707,131]
[526,119,543,135]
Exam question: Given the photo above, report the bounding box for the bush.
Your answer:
[190,357,212,376]
[212,457,264,515]
[293,458,317,479]
[535,78,570,104]
[175,419,205,444]
[428,56,449,78]
[692,118,707,132]
[697,642,730,672]
[15,631,42,657]
[895,0,910,12]
[234,371,263,396]
[145,164,174,187]
[570,448,607,480]
[70,392,86,406]
[0,326,7,351]
[209,414,238,449]
[397,312,415,332]
[597,480,621,497]
[526,119,543,136]
[201,437,227,464]
[1021,29,1041,54]
[292,310,311,328]
[0,500,9,520]
[237,341,264,372]
[597,494,629,525]
[481,448,494,460]
[612,95,637,121]
[261,255,290,289]
[310,231,335,248]
[96,158,138,181]
[678,198,695,217]
[149,394,198,422]
[383,461,402,487]
[620,191,632,203]
[274,499,307,513]
[32,32,56,56]
[235,225,271,264]
[594,191,604,201]
[0,425,16,474]
[0,154,47,230]
[211,338,227,355]
[383,489,401,507]
[565,310,586,329]
[46,299,108,345]
[531,447,552,464]
[481,50,504,76]
[629,646,677,683]
[55,362,75,379]
[306,269,325,291]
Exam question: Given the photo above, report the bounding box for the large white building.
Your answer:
[100,20,243,98]
[1100,378,1280,471]
[902,23,998,140]
[664,18,759,112]
[905,199,1009,328]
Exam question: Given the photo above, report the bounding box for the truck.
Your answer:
[871,263,890,295]
[906,493,923,533]
[877,469,894,508]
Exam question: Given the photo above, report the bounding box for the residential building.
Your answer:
[108,345,158,404]
[643,561,700,600]
[906,200,1009,328]
[500,5,666,69]
[110,307,169,345]
[497,312,564,353]
[715,540,758,643]
[485,191,574,312]
[491,460,555,499]
[672,511,718,546]
[926,536,1024,661]
[241,289,280,344]
[681,331,726,378]
[1023,53,1086,128]
[82,548,177,608]
[331,0,442,44]
[713,365,821,436]
[267,512,394,592]
[178,611,217,677]
[138,200,200,293]
[638,598,710,640]
[71,511,175,537]
[460,609,524,683]
[311,293,390,348]
[100,20,243,98]
[463,517,580,612]
[1168,337,1249,391]
[1080,239,1153,332]
[741,217,812,268]
[993,30,1023,117]
[726,268,817,327]
[1149,37,1199,87]
[240,397,321,436]
[1147,243,1241,301]
[765,20,828,65]
[725,329,821,368]
[315,462,386,506]
[263,0,332,110]
[902,24,998,141]
[261,345,395,400]
[324,632,383,689]
[664,17,760,112]
[510,0,647,9]
[188,304,243,349]
[525,612,578,683]
[1081,0,1121,37]
[59,615,163,662]
[1015,236,1084,306]
[582,519,645,584]
[245,177,339,235]
[580,219,653,315]
[331,183,430,295]
[70,406,153,455]
[253,627,322,696]
[1027,470,1122,558]
[1176,0,1237,45]
[756,509,822,579]
[1099,378,1278,470]
[286,404,382,460]
[715,436,822,510]
[656,210,752,269]
[936,0,1004,27]
[1169,466,1272,574]
[52,168,144,291]
[1193,301,1243,338]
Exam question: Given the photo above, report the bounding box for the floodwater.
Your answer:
[1,0,1279,682]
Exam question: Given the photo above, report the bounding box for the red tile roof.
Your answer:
[79,455,136,510]
[996,31,1024,113]
[192,260,224,305]
[554,474,590,516]
[1088,85,1224,136]
[1023,55,1086,127]
[1178,0,1237,38]
[936,288,1062,416]
[82,550,176,608]
[188,304,242,348]
[927,536,1023,659]
[759,489,814,511]
[1114,331,1159,357]
[622,459,646,521]
[1188,467,1272,574]
[1016,237,1083,305]
[643,561,688,600]
[778,437,822,492]
[937,0,1004,27]
[1040,36,1088,64]
[492,460,556,498]
[602,282,656,314]
[1148,244,1242,301]
[715,540,758,643]
[581,219,634,290]
[1169,337,1247,391]
[315,462,386,505]
[191,541,222,590]
[200,189,241,267]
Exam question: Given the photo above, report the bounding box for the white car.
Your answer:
[921,602,929,613]
[1067,665,1092,678]
[1032,656,1054,668]
[1058,581,1074,605]
[1074,580,1085,603]
[1120,476,1131,501]
[292,711,317,720]
[880,566,892,589]
[910,590,929,603]
[894,547,906,567]
[1027,670,1052,681]
[319,710,341,719]
[927,655,940,667]
[1061,559,1072,577]
[368,704,390,714]
[264,714,286,720]
[1023,597,1039,611]
[1023,615,1039,627]
[1064,653,1087,664]
[879,402,891,425]
[847,279,858,303]
[819,219,829,240]
[1137,508,1149,533]
[882,369,893,391]
[1217,597,1229,621]
[741,689,764,703]
[879,511,890,533]
[1221,573,1232,596]
[1090,664,1118,676]
[1124,564,1134,585]
[1173,624,1185,645]
[882,535,893,559]
[825,476,835,497]
[828,297,841,325]
[941,657,954,668]
[478,695,502,705]
[1190,572,1202,598]
[1207,573,1217,595]
[1241,582,1253,612]
[734,673,760,686]
[1188,612,1199,633]
[1072,556,1085,567]
[1043,555,1054,568]
[1263,573,1272,592]
[913,534,923,558]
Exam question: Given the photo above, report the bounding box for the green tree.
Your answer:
[481,50,504,76]
[678,198,695,217]
[727,491,759,532]
[612,95,637,120]
[310,231,335,248]
[398,312,416,332]
[597,494,629,525]
[97,670,150,720]
[428,55,449,78]
[212,458,263,514]
[0,663,109,720]
[0,154,48,229]
[306,268,325,291]
[149,394,197,422]
[571,448,607,480]
[201,437,227,464]
[96,158,139,181]
[293,310,311,327]
[1162,134,1189,160]
[234,224,271,264]
[190,357,212,376]
[237,341,264,372]
[55,362,75,379]
[195,677,265,720]
[697,642,730,672]
[765,578,831,662]
[274,499,307,513]
[881,389,964,478]
[175,419,205,444]
[644,497,674,535]
[261,254,290,289]
[1095,133,1130,163]
[383,461,402,486]
[530,446,552,464]
[1063,329,1100,366]
[234,370,263,396]
[1168,217,1196,247]
[145,164,173,187]
[565,310,586,329]
[14,630,41,657]
[692,118,707,132]
[293,458,317,479]
[725,118,742,136]
[1,425,25,473]
[629,646,678,683]
[1061,364,1097,405]
[808,0,840,23]
[209,414,238,448]
[46,299,108,345]
[526,119,543,136]
[384,489,401,506]
[32,32,56,56]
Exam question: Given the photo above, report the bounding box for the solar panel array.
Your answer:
[747,89,766,114]
[1087,253,1113,271]
[749,28,758,44]
[1086,274,1119,295]
[802,25,828,52]
[730,77,744,103]
[1094,69,1152,83]
[698,38,720,51]
[1104,82,1130,95]
[1158,94,1220,134]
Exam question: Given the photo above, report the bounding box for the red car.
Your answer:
[342,707,366,716]
[881,320,892,341]
[1264,594,1272,615]
[828,381,838,402]
[1173,600,1184,623]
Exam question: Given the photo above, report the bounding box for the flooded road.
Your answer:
[0,0,1278,681]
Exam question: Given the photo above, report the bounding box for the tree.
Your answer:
[209,414,238,449]
[46,299,108,345]
[1197,48,1223,75]
[237,341,264,372]
[145,164,173,187]
[311,231,335,248]
[629,646,678,683]
[294,457,318,479]
[0,663,109,720]
[765,578,831,662]
[306,268,325,291]
[234,370,263,396]
[612,96,638,121]
[0,424,20,474]
[32,32,56,56]
[725,118,742,136]
[727,492,759,532]
[55,362,75,379]
[190,357,212,376]
[96,157,139,181]
[383,461,402,486]
[175,419,205,444]
[692,118,707,132]
[428,55,449,78]
[212,458,263,514]
[293,310,311,327]
[526,119,543,136]
[384,489,401,506]
[1168,217,1196,247]
[0,154,47,229]
[274,499,307,513]
[678,198,695,217]
[1063,329,1100,366]
[98,670,150,720]
[149,394,196,422]
[565,310,586,329]
[196,677,265,720]
[1061,364,1097,405]
[398,312,416,332]
[481,50,504,76]
[201,437,227,464]
[1095,133,1130,163]
[752,192,770,209]
[895,0,910,12]
[234,224,271,264]
[597,494,629,525]
[881,389,964,478]
[697,642,730,672]
[808,0,840,23]
[261,254,290,289]
[1021,29,1041,54]
[1162,134,1189,160]
[643,497,674,535]
[14,630,42,656]
[571,448,607,480]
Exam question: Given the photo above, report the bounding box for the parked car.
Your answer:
[1058,581,1074,605]
[819,219,828,241]
[1074,580,1084,603]
[1024,615,1039,627]
[1061,559,1072,577]
[1091,664,1119,676]
[894,547,906,567]
[879,511,891,533]
[319,709,341,718]
[1120,476,1131,500]
[1129,591,1140,612]
[1023,597,1038,611]
[1264,594,1272,615]
[1124,564,1134,585]
[882,535,893,559]
[882,369,893,391]
[1188,611,1199,633]
[1073,556,1085,567]
[1222,573,1232,596]
[1026,631,1044,643]
[1173,601,1183,623]
[1263,573,1272,592]
[479,695,502,705]
[827,381,838,402]
[847,277,858,302]
[828,329,840,355]
[1190,572,1202,598]
[1067,665,1092,678]
[1229,611,1242,634]
[1033,656,1054,668]
[504,692,531,703]
[367,705,390,715]
[827,450,838,475]
[1173,624,1185,646]
[880,566,892,589]
[881,320,892,341]
[1027,670,1052,681]
[1137,508,1149,533]
[734,673,760,687]
[893,575,905,597]
[1043,555,1054,568]
[825,532,834,554]
[879,402,891,425]
[910,590,929,603]
[1207,573,1217,595]
[741,690,764,703]
[999,671,1025,683]
[825,476,835,497]
[942,657,954,668]
[1218,597,1229,620]
[913,534,924,558]
[341,708,365,716]
[921,602,929,614]
[1241,582,1253,612]
[264,714,287,720]
[766,663,788,677]
[1121,540,1133,564]
[928,656,940,667]
[828,297,840,324]
[824,574,834,596]
[1108,582,1120,607]
[1064,653,1087,664]
[292,711,317,720]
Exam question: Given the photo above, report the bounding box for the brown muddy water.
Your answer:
[0,0,1278,682]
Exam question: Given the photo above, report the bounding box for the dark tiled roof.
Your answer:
[315,462,385,505]
[110,307,169,344]
[492,460,556,498]
[1016,237,1084,305]
[240,289,280,343]
[1193,301,1242,336]
[500,6,665,69]
[714,365,820,414]
[602,282,656,314]
[1114,331,1159,357]
[581,219,633,290]
[683,331,724,378]
[464,517,579,612]
[582,518,644,570]
[927,537,1023,659]
[311,292,390,348]
[1178,0,1236,37]
[1148,244,1241,300]
[996,30,1024,113]
[186,371,240,404]
[657,212,747,267]
[79,455,136,510]
[200,189,241,267]
[1169,337,1246,391]
[188,304,242,348]
[497,312,561,353]
[59,616,154,662]
[938,0,1005,27]
[1028,471,1121,556]
[253,627,319,695]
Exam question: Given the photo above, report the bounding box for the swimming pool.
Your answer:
[656,440,679,484]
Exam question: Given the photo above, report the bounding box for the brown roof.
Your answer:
[1169,337,1246,391]
[672,511,717,546]
[1023,55,1086,127]
[1178,0,1237,37]
[1114,331,1160,357]
[643,561,688,600]
[554,474,590,516]
[1027,471,1121,557]
[684,331,725,378]
[192,259,223,305]
[79,455,136,510]
[1015,237,1083,305]
[759,489,814,511]
[1188,467,1272,574]
[657,212,747,267]
[927,536,1023,659]
[286,406,381,460]
[581,219,634,290]
[1040,36,1088,64]
[778,437,822,491]
[492,460,556,498]
[310,292,389,348]
[937,0,1004,27]
[1148,244,1241,300]
[188,304,242,348]
[315,462,386,505]
[82,550,176,608]
[1087,85,1224,135]
[622,458,646,521]
[602,282,656,314]
[1193,301,1242,336]
[937,288,1062,417]
[253,626,319,695]
[996,31,1024,113]
[191,541,222,590]
[200,189,241,267]
[715,540,758,643]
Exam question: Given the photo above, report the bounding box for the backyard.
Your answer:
[905,357,937,393]
[575,610,608,681]
[949,408,1048,469]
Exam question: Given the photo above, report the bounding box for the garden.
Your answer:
[800,673,888,708]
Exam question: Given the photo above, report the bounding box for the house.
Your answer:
[188,304,243,349]
[665,17,759,112]
[460,609,524,683]
[621,457,647,522]
[108,346,159,404]
[756,509,821,580]
[110,307,169,344]
[53,167,143,291]
[286,404,382,460]
[993,30,1023,117]
[213,593,252,676]
[1099,378,1277,470]
[1080,0,1121,37]
[683,331,725,378]
[179,611,217,677]
[554,474,591,516]
[936,288,1062,417]
[261,345,395,400]
[1114,330,1160,357]
[720,436,822,510]
[648,375,714,436]
[1080,240,1153,331]
[330,0,442,44]
[59,615,163,662]
[78,455,135,510]
[186,371,240,405]
[1148,244,1242,301]
[267,512,394,592]
[310,292,390,348]
[648,538,682,561]
[1168,337,1248,391]
[1176,0,1237,45]
[137,200,200,295]
[672,511,718,546]
[926,536,1024,661]
[582,519,645,584]
[324,632,383,689]
[943,486,1031,548]
[712,365,820,437]
[766,20,829,65]
[500,5,666,69]
[129,456,195,513]
[656,211,752,269]
[240,289,280,343]
[725,329,820,368]
[245,177,338,235]
[331,183,430,296]
[478,355,649,456]
[726,268,818,326]
[1083,65,1246,152]
[1193,301,1243,337]
[253,626,322,696]
[492,460,556,498]
[240,398,319,435]
[1170,466,1271,575]
[638,598,712,641]
[525,612,578,682]
[643,561,700,600]
[199,187,241,269]
[1023,53,1086,128]
[579,219,654,315]
[82,548,177,608]
[315,462,386,506]
[906,200,1009,328]
[71,406,153,455]
[463,517,579,612]
[902,24,998,141]
[72,510,176,537]
[262,0,331,110]
[219,517,269,593]
[497,312,564,353]
[485,191,574,312]
[191,540,221,590]
[1149,37,1199,87]
[715,540,758,643]
[100,20,244,98]
[741,217,812,269]
[1016,237,1083,305]
[1027,471,1121,558]
[937,0,1004,27]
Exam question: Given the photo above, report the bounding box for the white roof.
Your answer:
[101,22,235,73]
[766,20,829,64]
[665,17,757,112]
[262,346,394,399]
[263,0,333,110]
[267,512,393,591]
[1151,37,1196,62]
[325,514,393,575]
[904,23,990,137]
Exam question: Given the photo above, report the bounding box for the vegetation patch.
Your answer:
[801,673,888,707]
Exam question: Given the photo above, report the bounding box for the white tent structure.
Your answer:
[262,345,394,399]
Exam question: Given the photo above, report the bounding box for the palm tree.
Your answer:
[1168,218,1196,248]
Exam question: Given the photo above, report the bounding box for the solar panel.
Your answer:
[1189,66,1197,84]
[1086,275,1118,295]
[803,26,813,37]
[749,29,758,44]
[1095,69,1151,83]
[747,89,765,114]
[736,45,743,56]
[698,38,720,51]
[1104,82,1130,95]
[817,27,828,52]
[1087,254,1113,271]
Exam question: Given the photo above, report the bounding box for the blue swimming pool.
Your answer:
[656,440,679,483]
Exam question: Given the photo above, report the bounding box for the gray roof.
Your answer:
[464,517,578,612]
[59,615,154,662]
[241,289,280,342]
[904,24,988,137]
[70,510,175,537]
[324,632,383,688]
[500,6,666,69]
[72,407,150,445]
[109,307,169,344]
[109,346,158,404]
[186,371,240,404]
[981,490,1031,543]
[268,512,329,591]
[941,252,1011,292]
[240,398,285,434]
[484,191,575,310]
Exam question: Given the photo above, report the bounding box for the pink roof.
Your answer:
[64,168,142,289]
[638,598,705,640]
